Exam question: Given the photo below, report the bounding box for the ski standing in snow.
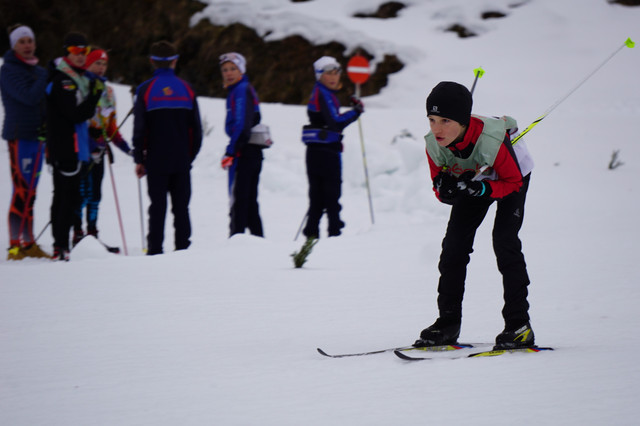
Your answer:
[417,81,536,350]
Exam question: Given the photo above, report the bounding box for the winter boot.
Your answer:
[22,243,52,259]
[328,220,345,237]
[52,247,70,262]
[7,245,25,261]
[494,323,535,350]
[414,317,461,347]
[87,225,98,238]
[72,229,85,247]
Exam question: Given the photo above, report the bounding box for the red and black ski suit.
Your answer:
[426,115,531,329]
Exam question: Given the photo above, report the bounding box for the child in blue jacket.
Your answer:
[301,56,363,239]
[219,52,265,237]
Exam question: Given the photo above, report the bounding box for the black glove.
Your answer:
[37,125,47,142]
[433,171,459,201]
[88,76,105,97]
[350,95,364,114]
[89,127,103,140]
[457,170,492,198]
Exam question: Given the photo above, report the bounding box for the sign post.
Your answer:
[347,55,374,225]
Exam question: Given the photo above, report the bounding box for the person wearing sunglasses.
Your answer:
[219,52,265,238]
[301,56,364,240]
[1,24,50,260]
[45,32,104,261]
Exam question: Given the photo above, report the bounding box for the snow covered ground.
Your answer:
[1,0,639,424]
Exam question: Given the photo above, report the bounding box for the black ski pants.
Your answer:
[51,167,82,250]
[229,153,264,237]
[146,170,192,255]
[437,174,531,328]
[303,145,343,238]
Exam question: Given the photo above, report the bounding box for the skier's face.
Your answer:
[221,62,242,88]
[13,36,36,60]
[87,59,108,77]
[428,115,466,147]
[66,49,87,68]
[320,69,342,90]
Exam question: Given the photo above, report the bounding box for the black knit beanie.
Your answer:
[63,32,88,49]
[426,81,473,126]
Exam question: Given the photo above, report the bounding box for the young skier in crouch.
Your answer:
[415,81,536,350]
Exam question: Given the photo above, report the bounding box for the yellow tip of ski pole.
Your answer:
[473,67,485,78]
[625,38,635,48]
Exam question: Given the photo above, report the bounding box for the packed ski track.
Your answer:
[2,0,640,424]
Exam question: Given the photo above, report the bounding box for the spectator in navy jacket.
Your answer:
[301,56,363,239]
[133,40,202,255]
[219,52,264,237]
[0,24,50,260]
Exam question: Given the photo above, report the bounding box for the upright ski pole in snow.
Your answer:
[347,54,374,225]
[511,37,635,145]
[105,148,128,255]
[354,86,374,225]
[137,177,147,253]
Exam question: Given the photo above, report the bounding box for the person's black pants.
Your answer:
[437,174,531,328]
[229,154,264,237]
[146,171,192,254]
[303,146,342,238]
[51,168,82,250]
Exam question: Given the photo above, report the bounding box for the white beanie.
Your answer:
[219,52,246,74]
[313,56,341,80]
[9,25,35,49]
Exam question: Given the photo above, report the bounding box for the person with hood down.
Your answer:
[132,41,202,255]
[0,24,50,260]
[219,52,265,237]
[46,32,104,261]
[72,47,132,246]
[414,81,535,350]
[301,56,363,240]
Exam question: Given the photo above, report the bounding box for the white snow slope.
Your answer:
[1,0,639,424]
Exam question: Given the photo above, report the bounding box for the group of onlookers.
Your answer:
[1,25,364,261]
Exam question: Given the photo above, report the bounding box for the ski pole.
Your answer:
[511,37,635,145]
[469,67,484,95]
[294,212,307,242]
[137,176,147,253]
[354,84,374,225]
[103,106,134,143]
[34,220,51,243]
[106,151,128,255]
[116,106,134,134]
[442,67,485,174]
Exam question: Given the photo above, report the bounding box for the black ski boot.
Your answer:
[414,317,461,347]
[494,323,535,349]
[52,247,70,262]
